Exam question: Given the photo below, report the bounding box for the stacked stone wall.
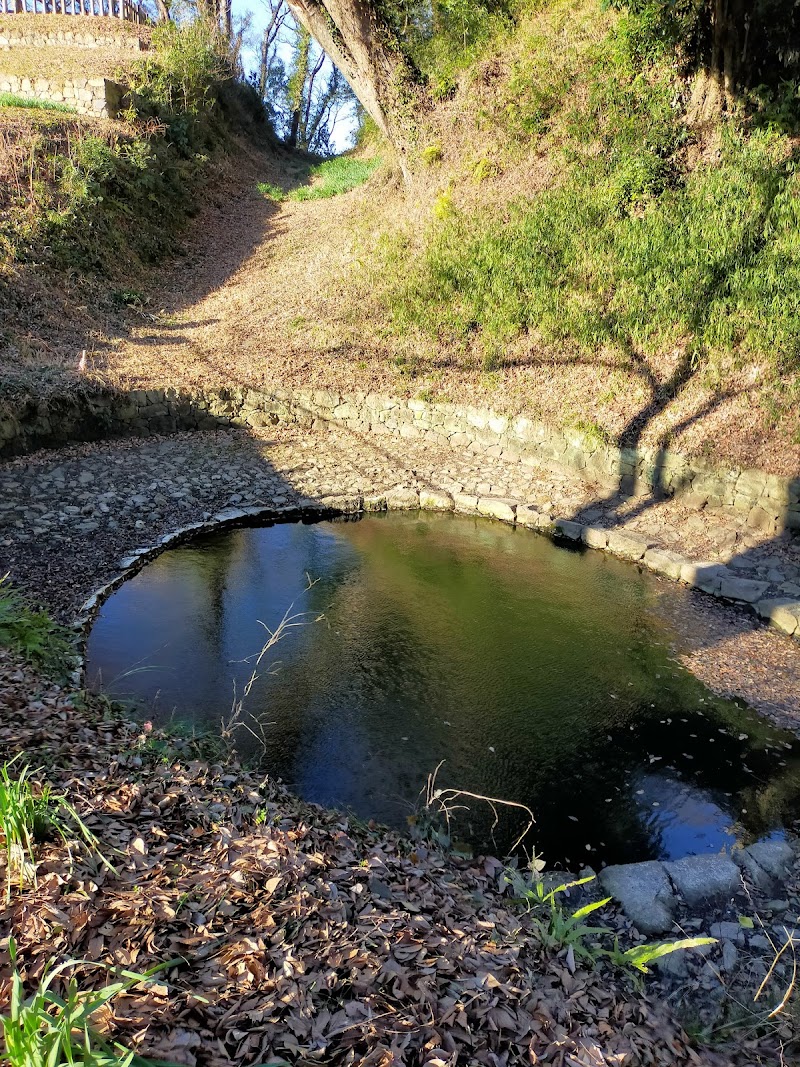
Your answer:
[2,386,798,534]
[0,24,143,50]
[3,383,799,637]
[0,69,122,113]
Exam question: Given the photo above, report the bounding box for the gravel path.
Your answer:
[2,421,800,732]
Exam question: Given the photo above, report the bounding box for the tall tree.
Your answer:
[256,0,291,100]
[284,0,420,166]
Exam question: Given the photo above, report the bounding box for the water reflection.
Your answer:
[86,512,800,865]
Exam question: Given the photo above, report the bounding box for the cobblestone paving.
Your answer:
[2,423,800,726]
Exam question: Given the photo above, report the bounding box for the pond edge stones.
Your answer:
[599,839,796,934]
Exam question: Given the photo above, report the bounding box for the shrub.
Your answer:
[126,19,230,117]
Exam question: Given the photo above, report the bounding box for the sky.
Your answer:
[233,0,359,152]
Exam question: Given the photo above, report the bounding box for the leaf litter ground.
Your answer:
[0,648,784,1066]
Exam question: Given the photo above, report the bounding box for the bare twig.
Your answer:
[420,761,535,856]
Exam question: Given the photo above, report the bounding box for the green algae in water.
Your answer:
[86,512,800,865]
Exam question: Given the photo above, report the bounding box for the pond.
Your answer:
[86,511,800,867]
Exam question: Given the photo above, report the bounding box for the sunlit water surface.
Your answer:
[86,512,800,866]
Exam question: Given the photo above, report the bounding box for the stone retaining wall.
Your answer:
[3,384,800,638]
[0,69,123,113]
[0,24,144,49]
[3,384,799,531]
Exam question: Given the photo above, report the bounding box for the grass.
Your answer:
[374,1,800,380]
[0,576,75,677]
[256,179,286,201]
[1,939,173,1067]
[0,758,107,902]
[289,156,381,202]
[0,92,77,114]
[258,156,382,204]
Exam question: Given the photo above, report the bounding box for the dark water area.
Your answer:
[86,512,800,867]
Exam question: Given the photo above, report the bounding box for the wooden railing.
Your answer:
[0,0,147,22]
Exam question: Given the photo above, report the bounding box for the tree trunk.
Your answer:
[287,109,301,148]
[710,0,747,108]
[285,0,418,174]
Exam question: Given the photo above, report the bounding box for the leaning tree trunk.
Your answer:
[285,0,418,176]
[710,0,747,108]
[689,0,747,122]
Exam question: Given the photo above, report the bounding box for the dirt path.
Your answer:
[92,168,386,397]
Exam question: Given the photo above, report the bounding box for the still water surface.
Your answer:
[86,512,800,866]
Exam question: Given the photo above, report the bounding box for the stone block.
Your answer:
[453,493,478,513]
[362,495,388,512]
[606,529,650,561]
[681,490,709,510]
[755,599,800,636]
[599,861,676,934]
[643,547,685,581]
[477,497,517,523]
[748,505,779,533]
[710,921,746,944]
[734,840,795,890]
[552,517,583,541]
[419,489,454,511]
[665,854,742,906]
[744,839,795,880]
[680,561,729,594]
[735,469,768,500]
[582,526,609,549]
[718,576,771,603]
[385,487,420,510]
[515,505,541,527]
[764,474,792,504]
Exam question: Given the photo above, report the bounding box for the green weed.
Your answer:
[509,870,613,963]
[289,156,381,202]
[0,576,75,677]
[606,934,717,974]
[1,939,175,1067]
[0,758,110,902]
[111,288,148,308]
[0,93,76,114]
[507,866,715,974]
[421,144,443,166]
[257,180,286,201]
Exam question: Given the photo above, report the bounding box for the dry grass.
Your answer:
[0,43,138,81]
